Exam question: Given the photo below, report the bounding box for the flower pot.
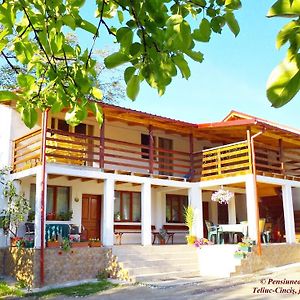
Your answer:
[186,235,196,245]
[46,213,56,221]
[47,241,60,248]
[239,246,251,252]
[24,240,34,248]
[71,241,89,248]
[234,252,246,259]
[89,241,102,247]
[10,237,23,247]
[159,239,166,245]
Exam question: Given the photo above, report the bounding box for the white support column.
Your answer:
[189,185,203,238]
[228,193,236,224]
[102,178,115,246]
[282,184,296,244]
[34,167,47,249]
[210,199,218,225]
[245,175,258,241]
[155,191,164,231]
[141,182,152,246]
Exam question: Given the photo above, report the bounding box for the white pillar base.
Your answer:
[282,184,296,244]
[102,178,115,246]
[141,182,152,246]
[34,166,47,249]
[245,175,258,241]
[189,185,203,239]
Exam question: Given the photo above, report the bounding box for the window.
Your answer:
[166,195,188,223]
[141,134,150,159]
[114,191,141,222]
[30,184,70,219]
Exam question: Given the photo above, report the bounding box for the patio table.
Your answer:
[218,224,248,243]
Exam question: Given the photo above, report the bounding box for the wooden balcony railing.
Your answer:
[201,141,252,180]
[255,142,300,179]
[12,129,300,182]
[12,129,42,173]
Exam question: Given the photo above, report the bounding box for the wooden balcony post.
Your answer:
[246,129,253,173]
[100,116,105,169]
[189,133,194,179]
[217,149,221,175]
[149,125,154,174]
[279,139,285,175]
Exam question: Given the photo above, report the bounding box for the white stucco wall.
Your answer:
[235,194,247,223]
[292,187,300,211]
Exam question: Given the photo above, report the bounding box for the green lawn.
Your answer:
[0,281,24,298]
[26,280,117,298]
[0,280,117,299]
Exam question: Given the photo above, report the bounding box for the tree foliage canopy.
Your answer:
[0,0,298,128]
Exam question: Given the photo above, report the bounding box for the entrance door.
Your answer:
[82,194,101,240]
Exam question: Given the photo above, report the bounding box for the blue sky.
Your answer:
[85,1,300,128]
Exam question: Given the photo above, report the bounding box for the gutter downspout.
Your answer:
[40,109,49,286]
[250,130,264,256]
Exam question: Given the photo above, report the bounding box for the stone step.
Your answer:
[112,245,197,254]
[114,253,198,262]
[120,257,197,268]
[126,263,198,276]
[134,270,201,282]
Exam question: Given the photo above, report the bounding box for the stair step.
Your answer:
[115,253,198,261]
[120,258,197,268]
[127,263,199,276]
[134,270,201,282]
[112,245,197,254]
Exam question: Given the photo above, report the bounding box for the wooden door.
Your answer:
[82,194,101,240]
[158,137,173,175]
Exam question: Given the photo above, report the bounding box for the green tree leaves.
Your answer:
[267,57,300,108]
[0,0,242,128]
[104,52,129,69]
[267,0,300,17]
[267,0,300,107]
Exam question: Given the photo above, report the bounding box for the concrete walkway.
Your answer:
[26,262,300,300]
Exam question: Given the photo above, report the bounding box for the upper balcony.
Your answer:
[11,128,300,182]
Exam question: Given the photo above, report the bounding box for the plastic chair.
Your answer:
[205,220,222,244]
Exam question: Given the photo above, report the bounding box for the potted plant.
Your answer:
[238,237,254,252]
[47,236,60,248]
[0,167,31,246]
[211,187,233,205]
[184,205,195,245]
[24,236,34,248]
[71,240,89,247]
[27,210,35,222]
[57,210,73,221]
[234,250,247,259]
[238,242,251,252]
[89,238,102,247]
[193,238,211,248]
[46,212,56,221]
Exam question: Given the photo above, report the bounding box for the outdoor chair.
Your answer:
[205,220,223,244]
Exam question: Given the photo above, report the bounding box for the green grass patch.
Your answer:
[0,281,24,298]
[26,280,118,298]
